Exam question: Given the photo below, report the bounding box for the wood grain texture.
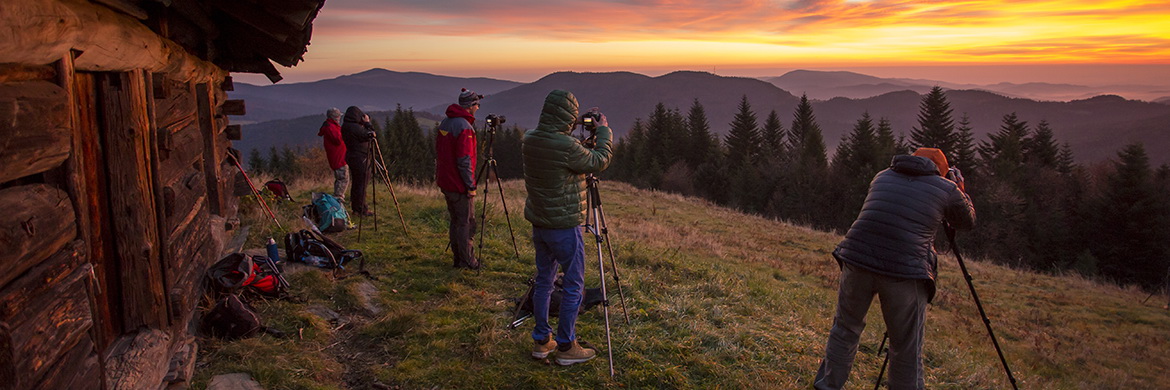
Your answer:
[0,184,77,289]
[0,80,73,183]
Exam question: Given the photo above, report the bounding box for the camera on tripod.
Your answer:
[578,111,602,148]
[485,113,506,129]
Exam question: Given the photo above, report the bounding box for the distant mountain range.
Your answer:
[231,68,1170,165]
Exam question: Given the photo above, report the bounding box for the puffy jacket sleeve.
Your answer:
[566,126,613,174]
[944,189,976,231]
[455,127,476,191]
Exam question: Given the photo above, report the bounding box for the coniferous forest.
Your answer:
[252,88,1170,291]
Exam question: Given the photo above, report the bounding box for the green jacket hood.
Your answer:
[537,89,579,135]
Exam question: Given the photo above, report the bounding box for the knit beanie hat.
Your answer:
[459,88,482,108]
[912,147,949,176]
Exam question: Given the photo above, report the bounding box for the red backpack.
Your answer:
[208,253,284,297]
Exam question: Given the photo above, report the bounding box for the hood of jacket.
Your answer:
[890,155,940,177]
[343,106,365,124]
[317,117,339,136]
[535,90,578,135]
[444,104,475,126]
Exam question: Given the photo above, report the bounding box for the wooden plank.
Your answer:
[0,0,226,83]
[34,336,100,390]
[0,64,56,83]
[197,83,225,216]
[221,99,245,116]
[0,243,92,390]
[97,70,168,330]
[0,81,73,184]
[71,71,124,350]
[164,171,207,236]
[225,124,242,140]
[92,0,149,20]
[0,184,77,289]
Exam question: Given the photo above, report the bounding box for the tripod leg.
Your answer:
[591,213,616,377]
[475,158,491,262]
[490,161,521,257]
[874,332,889,390]
[369,151,378,233]
[947,228,1018,390]
[595,204,630,324]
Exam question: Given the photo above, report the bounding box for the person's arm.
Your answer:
[455,126,476,194]
[322,124,343,146]
[566,113,614,174]
[944,187,976,231]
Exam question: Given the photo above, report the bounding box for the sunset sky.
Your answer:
[236,0,1170,85]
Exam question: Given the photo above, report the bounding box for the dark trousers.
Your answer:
[347,155,370,214]
[443,191,476,267]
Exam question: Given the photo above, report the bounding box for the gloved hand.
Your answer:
[946,167,966,192]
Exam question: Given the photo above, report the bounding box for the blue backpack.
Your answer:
[306,192,349,233]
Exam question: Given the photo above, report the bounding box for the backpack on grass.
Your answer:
[283,229,364,270]
[207,253,285,297]
[304,192,348,233]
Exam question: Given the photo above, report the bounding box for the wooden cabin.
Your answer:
[0,0,324,388]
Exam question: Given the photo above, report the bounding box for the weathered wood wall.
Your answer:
[0,6,238,390]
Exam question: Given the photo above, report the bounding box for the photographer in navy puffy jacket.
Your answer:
[813,147,975,390]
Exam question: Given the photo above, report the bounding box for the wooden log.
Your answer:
[92,0,148,20]
[98,70,168,329]
[34,335,100,390]
[0,184,77,289]
[163,171,207,236]
[0,80,73,184]
[166,202,209,327]
[197,83,225,216]
[0,0,227,83]
[157,124,205,187]
[0,63,56,83]
[221,99,245,116]
[0,242,92,390]
[103,328,170,390]
[225,124,242,140]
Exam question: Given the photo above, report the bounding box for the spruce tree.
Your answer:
[1056,142,1076,175]
[1025,119,1060,168]
[789,94,828,170]
[1093,143,1168,288]
[875,117,898,163]
[724,95,761,167]
[761,110,785,160]
[267,146,282,175]
[685,99,715,170]
[248,148,266,173]
[952,113,978,172]
[910,86,957,154]
[979,112,1030,180]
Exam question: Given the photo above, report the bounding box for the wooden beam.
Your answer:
[92,0,149,20]
[34,335,100,390]
[197,83,225,216]
[0,185,77,289]
[0,81,73,184]
[0,64,56,83]
[221,99,245,116]
[102,329,170,390]
[97,71,168,330]
[0,0,227,83]
[225,124,242,140]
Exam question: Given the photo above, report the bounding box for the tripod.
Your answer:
[872,228,1018,389]
[357,136,410,242]
[582,173,631,377]
[474,122,520,260]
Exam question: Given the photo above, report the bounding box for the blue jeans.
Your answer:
[531,226,586,345]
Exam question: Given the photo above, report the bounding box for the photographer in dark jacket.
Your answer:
[813,147,975,390]
[341,106,375,216]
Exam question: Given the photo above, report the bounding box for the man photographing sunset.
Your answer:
[814,147,975,389]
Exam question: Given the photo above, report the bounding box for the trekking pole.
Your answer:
[874,332,889,390]
[226,151,283,231]
[947,227,1018,390]
[371,137,410,236]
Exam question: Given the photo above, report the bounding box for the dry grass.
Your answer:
[196,178,1170,389]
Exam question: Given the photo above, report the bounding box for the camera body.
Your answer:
[485,114,506,128]
[580,112,601,131]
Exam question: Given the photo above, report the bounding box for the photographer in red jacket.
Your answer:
[436,89,482,270]
[318,107,348,203]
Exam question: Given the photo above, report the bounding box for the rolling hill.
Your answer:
[229,69,522,123]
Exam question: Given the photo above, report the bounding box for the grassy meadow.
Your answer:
[194,176,1170,389]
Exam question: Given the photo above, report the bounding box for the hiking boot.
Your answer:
[454,258,481,271]
[555,340,596,366]
[532,334,557,359]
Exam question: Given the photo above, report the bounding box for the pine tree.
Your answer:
[910,86,957,154]
[761,110,785,160]
[789,93,827,170]
[875,117,898,163]
[248,148,266,173]
[646,102,684,168]
[829,112,883,230]
[724,95,761,167]
[952,113,978,172]
[1025,119,1060,168]
[979,112,1030,180]
[685,99,716,170]
[267,146,282,176]
[1056,142,1076,175]
[1093,143,1168,288]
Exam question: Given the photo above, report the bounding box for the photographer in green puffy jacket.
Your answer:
[522,90,613,366]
